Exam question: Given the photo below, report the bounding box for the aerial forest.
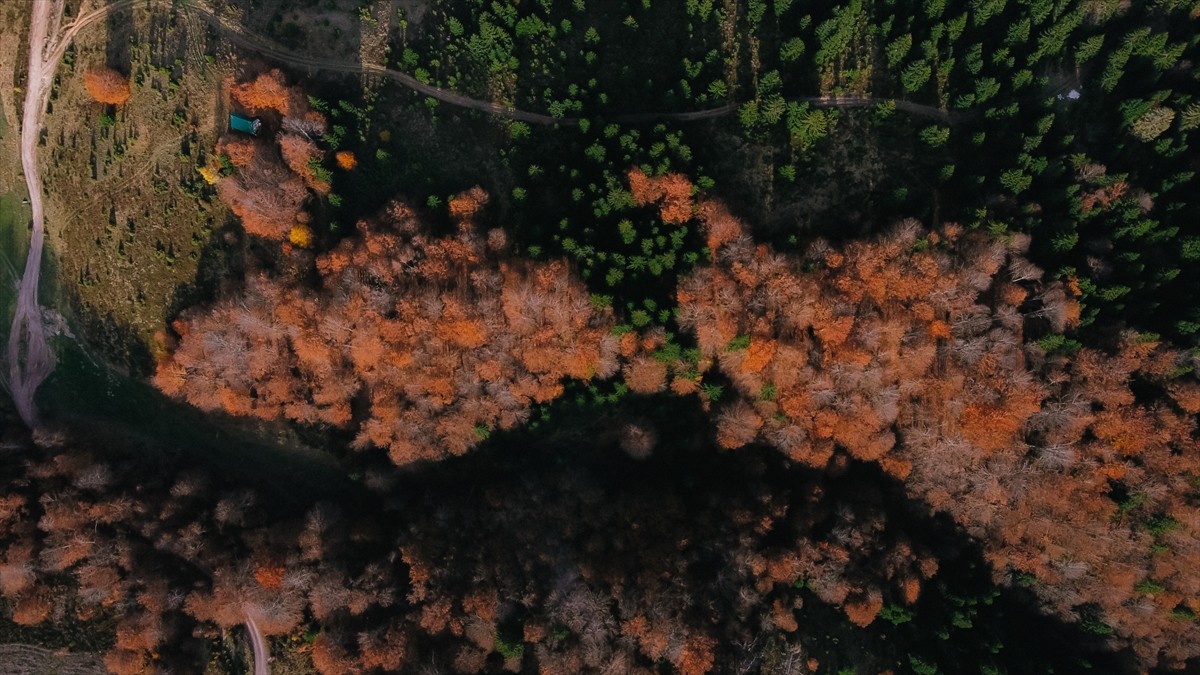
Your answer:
[3,0,1200,673]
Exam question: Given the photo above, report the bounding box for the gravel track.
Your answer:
[0,643,107,675]
[6,0,59,428]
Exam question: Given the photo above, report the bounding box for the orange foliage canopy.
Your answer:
[215,137,308,240]
[679,204,1200,662]
[1080,181,1128,213]
[279,133,330,194]
[628,167,696,224]
[230,69,293,116]
[676,212,1063,470]
[253,564,285,589]
[83,67,130,105]
[214,72,329,241]
[156,190,620,464]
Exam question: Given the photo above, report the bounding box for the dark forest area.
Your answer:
[3,0,1200,673]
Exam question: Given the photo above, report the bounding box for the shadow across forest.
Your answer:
[33,343,356,517]
[0,382,1158,673]
[376,393,1140,674]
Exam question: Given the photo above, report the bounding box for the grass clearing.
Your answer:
[0,192,31,334]
[41,3,234,363]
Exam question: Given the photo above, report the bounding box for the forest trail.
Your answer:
[179,0,959,124]
[6,0,59,428]
[803,95,963,121]
[0,643,107,674]
[4,0,961,425]
[244,615,270,675]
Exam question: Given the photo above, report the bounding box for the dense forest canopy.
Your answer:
[156,189,621,464]
[145,160,1200,669]
[3,0,1200,673]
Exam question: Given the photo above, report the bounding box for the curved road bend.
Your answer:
[8,3,272,673]
[244,615,269,675]
[7,0,59,428]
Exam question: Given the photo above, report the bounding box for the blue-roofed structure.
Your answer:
[230,113,261,135]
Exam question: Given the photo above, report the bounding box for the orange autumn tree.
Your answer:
[669,203,1054,474]
[674,200,1200,665]
[215,71,330,241]
[156,189,620,464]
[628,167,696,224]
[83,66,130,105]
[278,133,330,195]
[230,69,294,115]
[215,136,309,240]
[184,563,307,636]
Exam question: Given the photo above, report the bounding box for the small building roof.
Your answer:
[230,114,261,135]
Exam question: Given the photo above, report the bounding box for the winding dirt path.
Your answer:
[175,0,958,125]
[244,615,269,675]
[0,643,107,675]
[6,0,60,428]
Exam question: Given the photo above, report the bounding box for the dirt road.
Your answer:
[175,0,958,125]
[9,6,272,673]
[176,0,715,126]
[6,0,60,428]
[0,643,107,675]
[2,2,960,672]
[244,615,269,675]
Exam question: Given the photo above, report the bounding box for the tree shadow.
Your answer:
[104,3,131,76]
[38,340,357,517]
[165,220,249,327]
[62,300,154,377]
[382,393,1141,674]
